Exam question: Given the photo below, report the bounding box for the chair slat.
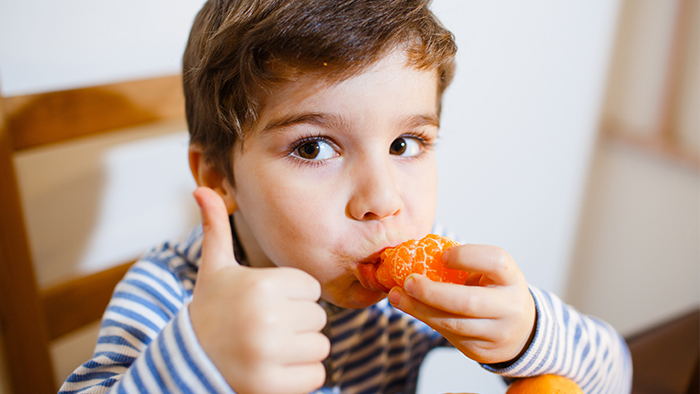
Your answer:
[4,75,185,151]
[41,260,136,340]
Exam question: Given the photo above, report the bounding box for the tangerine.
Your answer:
[375,234,467,291]
[506,374,583,393]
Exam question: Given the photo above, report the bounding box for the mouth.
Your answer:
[355,249,391,293]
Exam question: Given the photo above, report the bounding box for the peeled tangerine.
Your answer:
[375,234,467,291]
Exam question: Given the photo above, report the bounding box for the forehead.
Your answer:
[251,50,440,136]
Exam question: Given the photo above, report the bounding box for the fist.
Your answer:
[189,187,330,394]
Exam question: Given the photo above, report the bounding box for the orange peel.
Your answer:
[506,374,583,393]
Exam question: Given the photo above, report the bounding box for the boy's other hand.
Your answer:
[388,244,536,365]
[189,187,330,394]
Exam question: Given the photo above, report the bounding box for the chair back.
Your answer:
[0,75,185,393]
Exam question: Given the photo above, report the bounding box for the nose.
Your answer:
[346,157,404,221]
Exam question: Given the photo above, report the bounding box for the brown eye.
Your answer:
[293,140,335,160]
[390,137,421,157]
[298,142,320,159]
[390,138,407,155]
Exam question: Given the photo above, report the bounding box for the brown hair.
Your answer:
[183,0,457,182]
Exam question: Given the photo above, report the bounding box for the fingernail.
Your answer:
[388,288,401,306]
[404,276,415,295]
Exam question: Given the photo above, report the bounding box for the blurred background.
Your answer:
[0,0,697,393]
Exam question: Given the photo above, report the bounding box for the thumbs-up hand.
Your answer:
[189,187,330,394]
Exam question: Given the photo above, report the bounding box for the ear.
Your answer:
[188,144,238,214]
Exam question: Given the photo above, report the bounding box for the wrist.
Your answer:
[490,301,538,368]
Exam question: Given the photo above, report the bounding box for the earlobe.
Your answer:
[188,144,238,214]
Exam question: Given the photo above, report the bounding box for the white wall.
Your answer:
[567,140,699,337]
[1,1,624,393]
[420,2,622,392]
[566,0,700,337]
[431,0,620,297]
[0,0,206,96]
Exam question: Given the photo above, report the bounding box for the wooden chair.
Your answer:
[627,308,700,394]
[0,75,185,394]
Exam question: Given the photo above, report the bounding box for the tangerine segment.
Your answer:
[376,234,466,291]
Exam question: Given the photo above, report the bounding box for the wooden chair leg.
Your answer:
[0,103,56,393]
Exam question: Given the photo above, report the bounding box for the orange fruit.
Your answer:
[506,374,583,393]
[375,234,466,291]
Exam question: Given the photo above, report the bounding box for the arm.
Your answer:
[58,258,233,393]
[61,187,330,394]
[388,243,632,394]
[483,286,633,394]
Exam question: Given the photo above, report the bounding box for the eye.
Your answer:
[294,140,336,160]
[390,137,422,157]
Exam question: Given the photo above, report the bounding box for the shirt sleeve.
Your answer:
[58,258,233,394]
[482,286,633,394]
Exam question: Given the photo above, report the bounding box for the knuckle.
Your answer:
[246,304,278,330]
[317,334,331,358]
[306,362,327,391]
[256,276,279,294]
[284,268,322,299]
[459,295,478,315]
[262,309,280,327]
[313,305,328,329]
[490,248,510,271]
[302,275,322,299]
[438,316,463,333]
[490,327,509,345]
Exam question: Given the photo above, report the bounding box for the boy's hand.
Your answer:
[189,187,330,394]
[388,244,536,365]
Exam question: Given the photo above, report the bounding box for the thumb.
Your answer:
[193,186,238,274]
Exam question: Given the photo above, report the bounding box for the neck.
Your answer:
[231,211,276,268]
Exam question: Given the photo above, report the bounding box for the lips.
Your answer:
[357,262,391,293]
[354,241,403,293]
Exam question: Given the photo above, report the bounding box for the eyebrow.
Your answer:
[261,113,348,134]
[261,112,440,134]
[401,113,440,129]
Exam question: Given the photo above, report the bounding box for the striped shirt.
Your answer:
[59,225,632,393]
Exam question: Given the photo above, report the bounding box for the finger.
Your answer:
[465,272,485,286]
[403,274,499,317]
[442,244,518,285]
[389,286,490,337]
[266,363,326,394]
[277,332,331,364]
[278,300,327,333]
[272,267,322,301]
[193,186,237,273]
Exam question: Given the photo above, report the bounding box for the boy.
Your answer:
[61,0,632,393]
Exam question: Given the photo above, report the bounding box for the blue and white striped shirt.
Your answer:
[59,225,632,393]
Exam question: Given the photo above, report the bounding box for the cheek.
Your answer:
[403,160,438,231]
[238,168,341,265]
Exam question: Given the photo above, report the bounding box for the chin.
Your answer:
[324,283,387,309]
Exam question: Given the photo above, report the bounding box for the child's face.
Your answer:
[230,50,439,309]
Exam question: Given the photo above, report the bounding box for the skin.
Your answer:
[188,50,536,394]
